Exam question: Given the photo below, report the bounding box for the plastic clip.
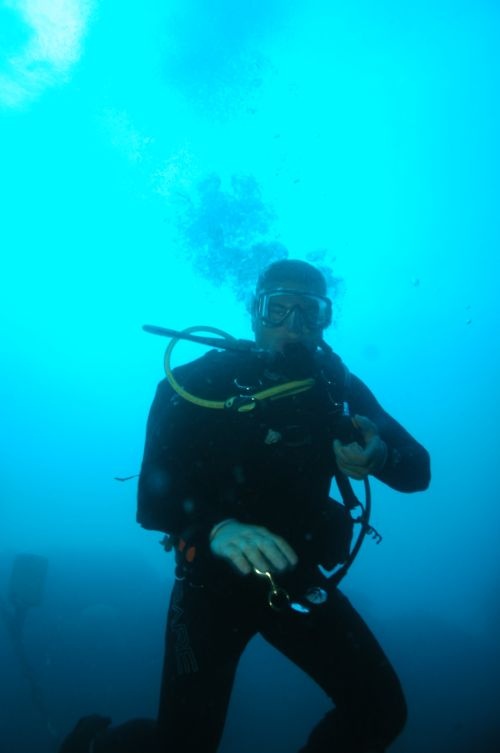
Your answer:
[366,525,383,544]
[224,395,258,412]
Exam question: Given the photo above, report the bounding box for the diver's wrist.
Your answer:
[209,518,237,543]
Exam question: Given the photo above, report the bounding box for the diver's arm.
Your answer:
[346,374,431,492]
[137,379,224,536]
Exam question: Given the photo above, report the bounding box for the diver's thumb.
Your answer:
[352,414,378,440]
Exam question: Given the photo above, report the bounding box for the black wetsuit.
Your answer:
[138,345,430,753]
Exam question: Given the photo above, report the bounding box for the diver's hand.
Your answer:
[209,520,298,576]
[333,414,388,480]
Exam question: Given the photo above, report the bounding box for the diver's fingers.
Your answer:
[216,540,291,576]
[335,438,386,471]
[235,531,297,572]
[241,544,283,574]
[352,414,379,440]
[260,536,298,570]
[210,522,298,574]
[334,441,367,464]
[223,546,254,575]
[364,436,388,469]
[340,468,367,480]
[335,456,370,479]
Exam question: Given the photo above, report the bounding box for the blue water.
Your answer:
[1,2,499,751]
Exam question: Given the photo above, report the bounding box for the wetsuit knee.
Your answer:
[371,682,408,750]
[299,684,407,753]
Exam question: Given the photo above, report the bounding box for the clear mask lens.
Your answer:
[257,289,332,329]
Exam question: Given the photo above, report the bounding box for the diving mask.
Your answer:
[255,288,332,330]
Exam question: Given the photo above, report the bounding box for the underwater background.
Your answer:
[1,1,499,751]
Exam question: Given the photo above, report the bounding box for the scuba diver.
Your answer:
[137,259,431,752]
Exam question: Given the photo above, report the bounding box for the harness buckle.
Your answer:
[224,395,258,411]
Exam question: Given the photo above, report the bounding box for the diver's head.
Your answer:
[251,259,332,356]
